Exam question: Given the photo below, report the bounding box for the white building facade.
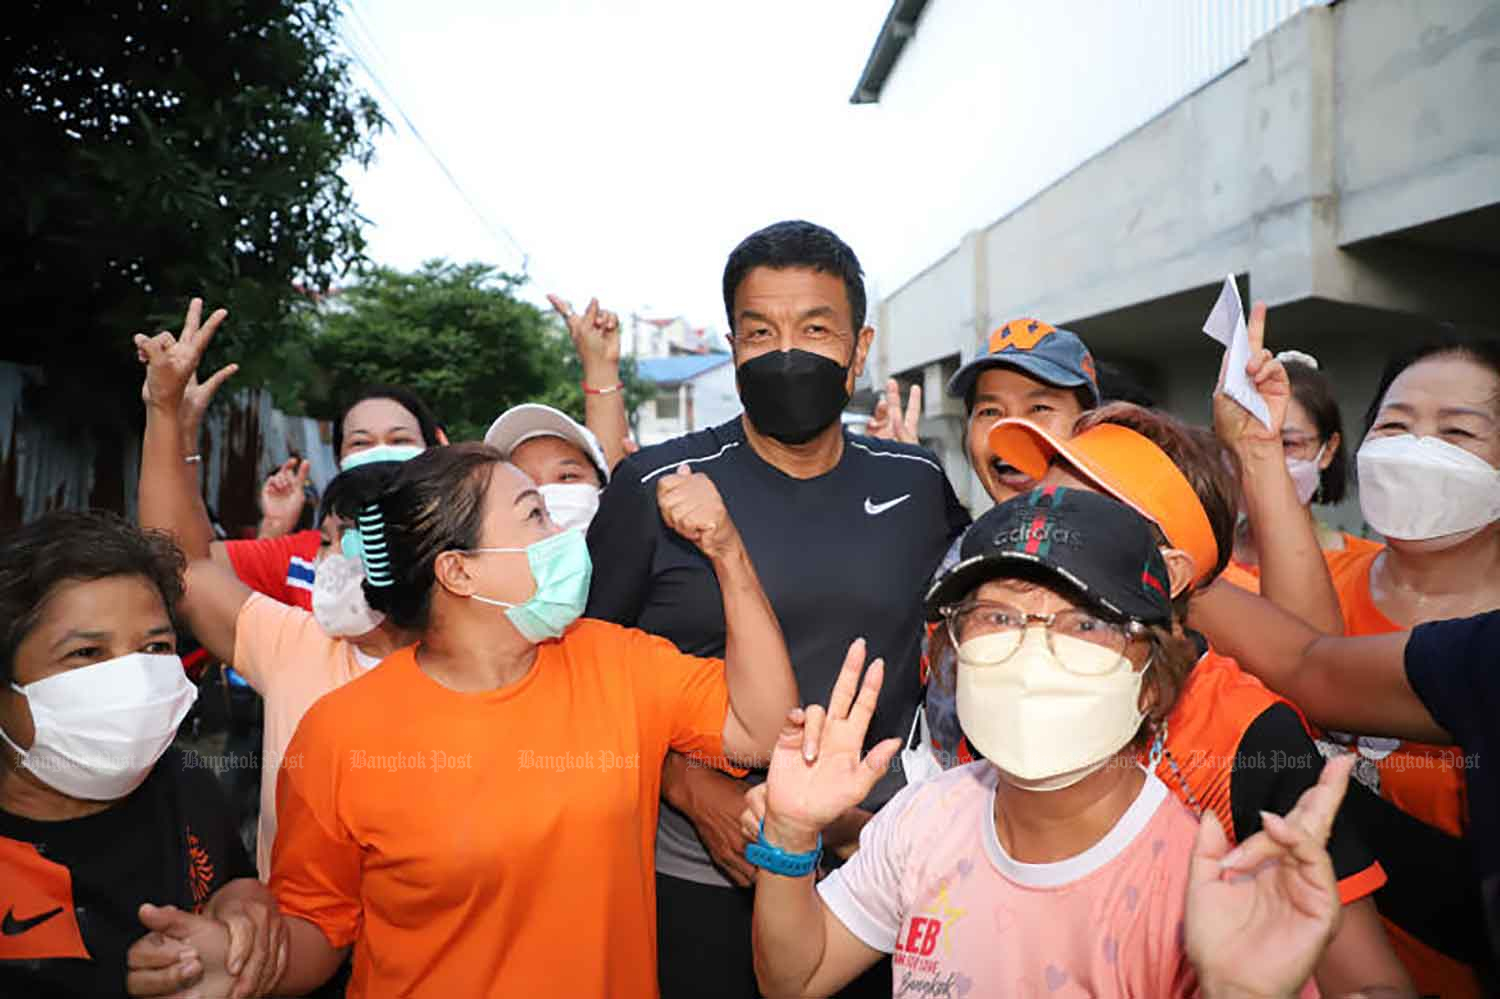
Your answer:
[858,0,1500,524]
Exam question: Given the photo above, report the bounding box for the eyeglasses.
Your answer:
[938,599,1150,676]
[1280,433,1324,461]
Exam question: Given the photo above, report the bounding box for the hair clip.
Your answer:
[355,503,394,588]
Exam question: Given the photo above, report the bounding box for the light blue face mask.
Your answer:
[466,529,593,643]
[340,444,424,472]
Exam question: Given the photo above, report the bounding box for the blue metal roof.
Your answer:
[635,354,733,386]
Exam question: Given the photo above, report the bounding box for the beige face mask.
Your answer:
[956,629,1148,791]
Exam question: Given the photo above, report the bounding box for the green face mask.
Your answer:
[466,529,593,643]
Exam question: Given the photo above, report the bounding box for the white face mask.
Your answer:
[0,653,197,800]
[1285,444,1326,507]
[956,629,1148,791]
[312,552,387,638]
[538,482,601,532]
[899,705,945,785]
[1357,434,1500,544]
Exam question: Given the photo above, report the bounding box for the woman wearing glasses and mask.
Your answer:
[1225,351,1380,587]
[748,487,1360,997]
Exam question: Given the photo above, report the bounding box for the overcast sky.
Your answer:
[341,0,1263,338]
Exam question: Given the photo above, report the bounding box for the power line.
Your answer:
[339,0,532,275]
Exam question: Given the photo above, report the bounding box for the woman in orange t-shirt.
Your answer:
[1227,351,1380,587]
[166,443,799,998]
[1318,339,1500,996]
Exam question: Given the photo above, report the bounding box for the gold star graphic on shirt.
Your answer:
[922,883,967,957]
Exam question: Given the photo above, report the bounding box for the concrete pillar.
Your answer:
[1247,4,1498,325]
[962,228,990,364]
[1245,4,1338,307]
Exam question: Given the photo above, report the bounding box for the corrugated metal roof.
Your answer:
[0,360,335,530]
[636,354,734,386]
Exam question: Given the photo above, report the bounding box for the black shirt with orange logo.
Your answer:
[0,747,252,998]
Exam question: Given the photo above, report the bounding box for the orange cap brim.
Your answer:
[987,418,1220,585]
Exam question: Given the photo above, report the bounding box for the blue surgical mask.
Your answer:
[467,529,592,642]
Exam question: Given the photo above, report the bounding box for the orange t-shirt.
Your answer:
[1151,650,1385,906]
[1323,548,1469,836]
[270,619,736,999]
[1223,531,1382,593]
[232,594,373,878]
[1324,546,1482,998]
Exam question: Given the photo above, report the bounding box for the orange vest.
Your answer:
[1321,547,1483,998]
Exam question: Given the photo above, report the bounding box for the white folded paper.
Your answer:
[1203,275,1271,428]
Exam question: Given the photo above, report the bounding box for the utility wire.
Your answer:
[339,0,532,275]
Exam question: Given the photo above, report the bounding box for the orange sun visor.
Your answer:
[988,418,1220,584]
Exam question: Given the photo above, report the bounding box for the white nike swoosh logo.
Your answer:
[864,494,912,516]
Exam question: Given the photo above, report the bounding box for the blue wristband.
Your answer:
[745,818,823,878]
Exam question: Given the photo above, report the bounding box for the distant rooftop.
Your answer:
[636,354,734,386]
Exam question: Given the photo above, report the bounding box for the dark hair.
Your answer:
[1362,338,1500,435]
[1284,361,1348,505]
[1094,360,1157,409]
[1073,403,1241,588]
[1135,624,1200,750]
[362,443,504,632]
[722,220,867,333]
[0,512,186,685]
[318,462,404,527]
[332,385,444,456]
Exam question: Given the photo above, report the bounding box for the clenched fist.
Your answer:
[658,464,742,562]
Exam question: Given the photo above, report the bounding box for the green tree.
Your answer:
[0,0,383,424]
[303,261,651,443]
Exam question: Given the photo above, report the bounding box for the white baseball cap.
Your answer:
[483,403,609,484]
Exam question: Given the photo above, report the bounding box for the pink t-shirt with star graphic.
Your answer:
[818,762,1201,998]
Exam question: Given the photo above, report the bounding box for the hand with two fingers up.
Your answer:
[757,639,902,856]
[259,456,312,537]
[865,378,922,445]
[1186,753,1356,999]
[1213,300,1291,453]
[548,293,622,381]
[136,298,234,419]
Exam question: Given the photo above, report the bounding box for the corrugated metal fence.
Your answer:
[0,361,337,532]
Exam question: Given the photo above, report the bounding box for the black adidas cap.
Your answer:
[925,485,1173,625]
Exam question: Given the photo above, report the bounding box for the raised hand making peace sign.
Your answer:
[135,298,235,416]
[548,293,622,375]
[1213,300,1291,449]
[759,640,902,852]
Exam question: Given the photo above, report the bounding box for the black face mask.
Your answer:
[736,348,852,445]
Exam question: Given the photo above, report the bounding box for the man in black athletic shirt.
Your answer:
[587,220,969,999]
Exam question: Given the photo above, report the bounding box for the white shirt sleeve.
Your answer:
[815,781,923,953]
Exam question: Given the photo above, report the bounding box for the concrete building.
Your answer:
[626,314,722,359]
[859,0,1500,526]
[635,354,740,446]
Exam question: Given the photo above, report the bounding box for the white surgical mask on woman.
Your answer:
[1357,434,1500,545]
[0,653,197,800]
[312,551,387,638]
[956,628,1148,791]
[538,482,601,532]
[1285,444,1325,507]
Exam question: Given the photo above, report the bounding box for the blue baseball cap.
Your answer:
[947,318,1101,406]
